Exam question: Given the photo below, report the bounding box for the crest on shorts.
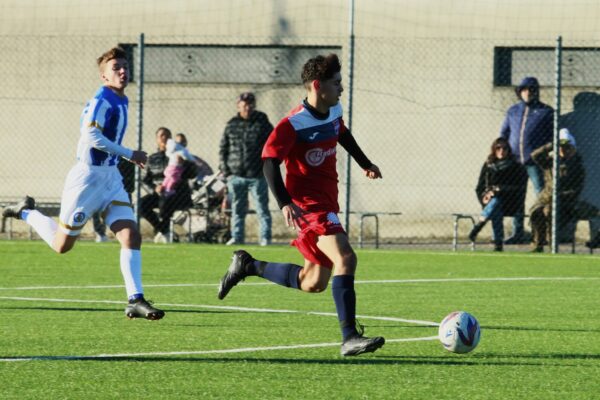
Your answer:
[73,212,86,224]
[327,212,341,225]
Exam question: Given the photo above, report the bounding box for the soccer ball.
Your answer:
[438,311,481,354]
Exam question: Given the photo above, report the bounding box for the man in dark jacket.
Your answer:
[140,127,197,243]
[219,92,273,246]
[500,76,554,244]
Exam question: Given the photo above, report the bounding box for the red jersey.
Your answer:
[262,101,348,212]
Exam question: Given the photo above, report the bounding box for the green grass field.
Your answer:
[1,241,600,399]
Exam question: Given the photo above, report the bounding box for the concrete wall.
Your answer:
[1,0,599,241]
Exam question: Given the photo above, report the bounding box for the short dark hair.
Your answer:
[237,92,256,103]
[301,54,341,88]
[97,47,127,70]
[155,127,172,137]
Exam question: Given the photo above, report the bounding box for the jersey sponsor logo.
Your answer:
[305,147,336,166]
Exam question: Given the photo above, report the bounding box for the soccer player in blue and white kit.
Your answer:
[2,47,164,320]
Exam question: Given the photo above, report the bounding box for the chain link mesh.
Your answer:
[1,35,599,251]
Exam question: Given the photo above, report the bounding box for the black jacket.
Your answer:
[475,157,527,216]
[219,111,273,178]
[142,150,197,200]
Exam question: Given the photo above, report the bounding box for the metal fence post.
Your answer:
[344,0,355,233]
[134,33,145,225]
[551,36,562,254]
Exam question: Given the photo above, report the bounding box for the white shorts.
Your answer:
[59,162,134,236]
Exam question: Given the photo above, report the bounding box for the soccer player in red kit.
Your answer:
[217,54,384,356]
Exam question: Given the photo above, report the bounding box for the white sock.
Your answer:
[120,249,143,300]
[22,210,57,248]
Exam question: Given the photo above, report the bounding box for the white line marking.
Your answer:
[0,276,595,291]
[0,336,439,362]
[0,296,439,326]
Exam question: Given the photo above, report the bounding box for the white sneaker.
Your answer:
[154,232,168,244]
[95,234,108,243]
[226,238,241,246]
[259,239,270,246]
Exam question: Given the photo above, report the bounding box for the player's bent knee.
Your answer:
[300,276,329,293]
[342,251,357,268]
[332,252,357,274]
[111,220,142,248]
[52,232,77,254]
[53,241,75,254]
[117,229,142,249]
[302,282,328,293]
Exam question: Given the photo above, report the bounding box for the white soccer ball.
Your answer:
[438,311,481,354]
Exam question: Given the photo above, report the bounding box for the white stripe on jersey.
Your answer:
[287,103,343,131]
[84,98,111,129]
[77,95,130,166]
[114,103,127,150]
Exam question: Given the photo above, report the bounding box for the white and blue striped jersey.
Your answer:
[77,86,133,166]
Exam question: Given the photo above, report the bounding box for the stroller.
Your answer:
[171,173,231,243]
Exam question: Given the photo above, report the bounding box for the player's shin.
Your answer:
[332,275,358,340]
[254,260,302,289]
[120,248,144,300]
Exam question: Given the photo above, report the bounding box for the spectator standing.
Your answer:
[468,138,527,251]
[219,92,273,246]
[140,127,197,243]
[500,76,554,244]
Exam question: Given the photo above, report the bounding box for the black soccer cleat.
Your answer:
[341,333,386,357]
[125,297,165,320]
[2,196,35,220]
[217,250,254,300]
[340,323,385,356]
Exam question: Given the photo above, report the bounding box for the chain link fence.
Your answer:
[1,35,599,252]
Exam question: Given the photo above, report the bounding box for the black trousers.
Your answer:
[140,192,191,234]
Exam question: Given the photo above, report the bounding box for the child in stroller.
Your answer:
[171,172,232,243]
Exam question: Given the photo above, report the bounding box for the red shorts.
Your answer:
[291,211,346,269]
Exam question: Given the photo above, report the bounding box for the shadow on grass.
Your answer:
[483,325,600,334]
[2,353,597,367]
[0,306,231,315]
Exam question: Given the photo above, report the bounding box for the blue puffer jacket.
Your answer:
[499,100,554,165]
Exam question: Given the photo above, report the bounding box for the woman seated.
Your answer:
[469,138,527,251]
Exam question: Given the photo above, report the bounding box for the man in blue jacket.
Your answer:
[500,76,554,244]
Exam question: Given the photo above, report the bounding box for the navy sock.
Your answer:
[332,275,358,340]
[128,293,144,303]
[252,260,301,289]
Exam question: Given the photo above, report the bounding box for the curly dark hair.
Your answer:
[301,54,341,88]
[97,47,127,69]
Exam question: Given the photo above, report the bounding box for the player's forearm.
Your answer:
[263,157,292,209]
[82,126,133,159]
[338,131,373,170]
